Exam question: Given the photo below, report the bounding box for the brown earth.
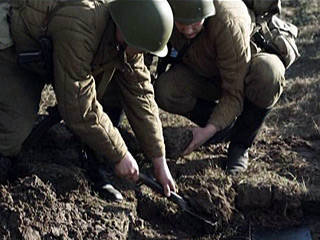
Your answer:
[1,0,320,239]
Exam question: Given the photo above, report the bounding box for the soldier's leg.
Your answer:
[0,47,44,157]
[154,63,220,127]
[227,53,286,174]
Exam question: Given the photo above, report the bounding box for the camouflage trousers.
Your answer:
[154,52,286,116]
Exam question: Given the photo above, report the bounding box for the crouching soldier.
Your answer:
[0,0,176,196]
[155,0,286,174]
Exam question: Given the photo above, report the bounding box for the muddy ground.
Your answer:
[1,0,320,239]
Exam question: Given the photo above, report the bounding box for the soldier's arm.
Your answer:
[116,52,165,160]
[207,13,252,131]
[51,17,128,164]
[116,52,175,196]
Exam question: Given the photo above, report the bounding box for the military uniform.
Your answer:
[0,0,165,163]
[155,0,286,173]
[155,0,285,131]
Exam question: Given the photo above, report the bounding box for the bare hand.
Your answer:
[152,157,176,197]
[114,151,139,182]
[183,124,218,155]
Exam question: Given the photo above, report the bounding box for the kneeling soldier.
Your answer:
[155,0,286,174]
[0,0,176,196]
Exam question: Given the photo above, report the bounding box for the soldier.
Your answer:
[0,0,176,196]
[155,0,286,174]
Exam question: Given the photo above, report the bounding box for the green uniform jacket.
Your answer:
[9,0,165,163]
[170,0,253,131]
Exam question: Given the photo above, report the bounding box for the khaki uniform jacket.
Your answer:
[9,0,165,163]
[170,0,253,130]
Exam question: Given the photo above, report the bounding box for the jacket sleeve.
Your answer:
[116,53,165,160]
[208,14,252,130]
[51,19,128,164]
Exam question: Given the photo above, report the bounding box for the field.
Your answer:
[1,0,319,239]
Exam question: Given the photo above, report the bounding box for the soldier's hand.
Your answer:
[114,151,139,182]
[152,156,176,197]
[183,124,218,155]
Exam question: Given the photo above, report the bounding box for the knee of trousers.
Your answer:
[154,73,188,114]
[0,115,35,156]
[245,53,286,109]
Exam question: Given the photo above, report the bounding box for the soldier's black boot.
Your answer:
[0,154,12,184]
[226,99,270,175]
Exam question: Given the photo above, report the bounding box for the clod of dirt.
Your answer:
[163,127,193,159]
[14,161,88,195]
[180,169,236,227]
[236,171,306,227]
[187,189,213,215]
[0,175,133,240]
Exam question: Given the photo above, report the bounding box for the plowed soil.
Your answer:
[1,1,320,239]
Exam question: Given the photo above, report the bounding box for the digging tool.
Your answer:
[24,106,216,229]
[139,172,218,229]
[22,105,123,201]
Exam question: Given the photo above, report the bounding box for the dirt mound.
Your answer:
[236,172,305,227]
[179,168,235,225]
[0,175,133,240]
[1,100,320,240]
[1,1,320,238]
[163,127,193,159]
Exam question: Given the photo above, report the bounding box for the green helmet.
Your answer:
[169,0,215,24]
[108,0,174,57]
